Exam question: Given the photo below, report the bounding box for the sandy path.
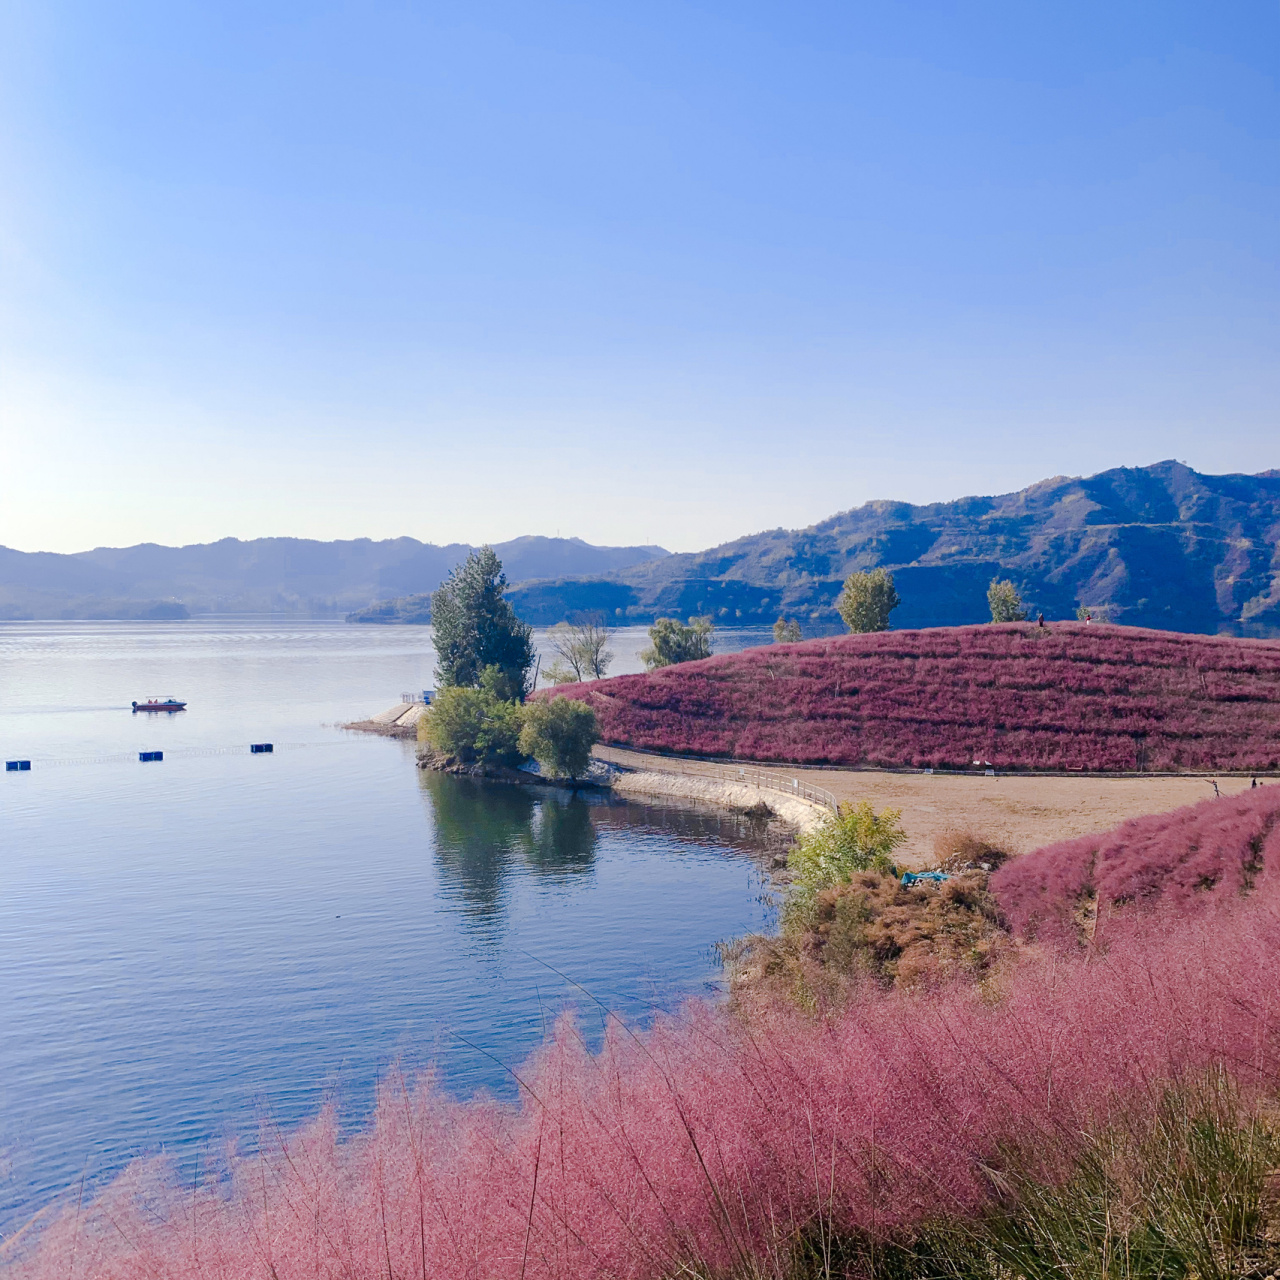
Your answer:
[594,746,1261,868]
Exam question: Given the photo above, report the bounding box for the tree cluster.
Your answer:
[641,616,714,670]
[773,617,802,643]
[422,690,600,779]
[543,616,615,685]
[424,548,599,778]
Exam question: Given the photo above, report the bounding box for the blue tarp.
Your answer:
[901,871,950,887]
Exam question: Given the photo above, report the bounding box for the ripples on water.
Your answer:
[0,620,781,1230]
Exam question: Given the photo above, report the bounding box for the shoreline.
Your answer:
[349,706,1264,862]
[346,705,827,832]
[609,768,828,833]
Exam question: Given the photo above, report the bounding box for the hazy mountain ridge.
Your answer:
[0,536,669,620]
[506,462,1280,635]
[5,462,1278,633]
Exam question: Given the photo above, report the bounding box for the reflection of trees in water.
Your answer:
[591,797,789,859]
[420,774,598,929]
[419,773,788,937]
[521,795,595,873]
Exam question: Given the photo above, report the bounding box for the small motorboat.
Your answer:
[132,697,187,713]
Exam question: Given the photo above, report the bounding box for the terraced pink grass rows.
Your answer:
[553,623,1280,771]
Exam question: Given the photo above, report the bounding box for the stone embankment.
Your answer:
[344,703,425,738]
[609,769,828,833]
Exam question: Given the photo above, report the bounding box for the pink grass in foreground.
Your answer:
[548,623,1280,771]
[8,791,1280,1280]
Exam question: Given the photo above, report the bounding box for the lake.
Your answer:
[0,620,782,1232]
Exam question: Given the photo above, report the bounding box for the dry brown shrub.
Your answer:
[728,867,1013,1007]
[932,828,1011,872]
[810,869,1010,990]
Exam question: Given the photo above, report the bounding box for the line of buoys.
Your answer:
[5,742,299,770]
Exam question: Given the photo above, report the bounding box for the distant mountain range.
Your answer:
[0,536,669,620]
[5,462,1278,635]
[500,461,1280,636]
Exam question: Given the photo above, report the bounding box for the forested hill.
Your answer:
[0,535,668,620]
[508,462,1280,636]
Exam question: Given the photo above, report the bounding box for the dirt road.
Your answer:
[594,746,1260,867]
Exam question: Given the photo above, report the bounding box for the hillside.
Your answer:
[993,786,1280,944]
[552,622,1280,772]
[0,535,668,620]
[508,461,1280,635]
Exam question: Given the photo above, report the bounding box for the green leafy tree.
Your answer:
[518,696,600,779]
[478,664,523,702]
[431,547,535,695]
[836,568,900,633]
[420,686,524,767]
[786,800,906,926]
[543,616,615,685]
[773,617,802,644]
[640,616,713,670]
[988,577,1028,623]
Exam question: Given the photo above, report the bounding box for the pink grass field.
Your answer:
[992,785,1280,945]
[6,788,1280,1280]
[548,623,1280,772]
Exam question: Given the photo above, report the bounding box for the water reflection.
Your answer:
[0,622,787,1234]
[421,773,598,929]
[422,770,792,941]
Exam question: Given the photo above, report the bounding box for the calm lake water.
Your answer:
[0,620,781,1231]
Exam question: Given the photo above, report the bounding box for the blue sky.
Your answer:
[1,1,1276,553]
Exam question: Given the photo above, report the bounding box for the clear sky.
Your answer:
[1,1,1276,554]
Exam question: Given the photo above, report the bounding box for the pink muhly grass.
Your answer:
[993,785,1280,945]
[9,820,1280,1280]
[544,623,1280,772]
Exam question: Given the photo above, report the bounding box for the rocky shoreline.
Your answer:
[346,705,828,832]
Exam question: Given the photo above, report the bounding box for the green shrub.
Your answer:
[421,686,524,767]
[519,696,600,779]
[641,616,713,669]
[836,568,900,633]
[786,800,905,926]
[935,1072,1280,1280]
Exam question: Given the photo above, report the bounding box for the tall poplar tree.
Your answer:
[431,547,535,696]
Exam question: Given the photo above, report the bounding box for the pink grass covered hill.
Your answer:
[551,622,1280,772]
[992,784,1280,945]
